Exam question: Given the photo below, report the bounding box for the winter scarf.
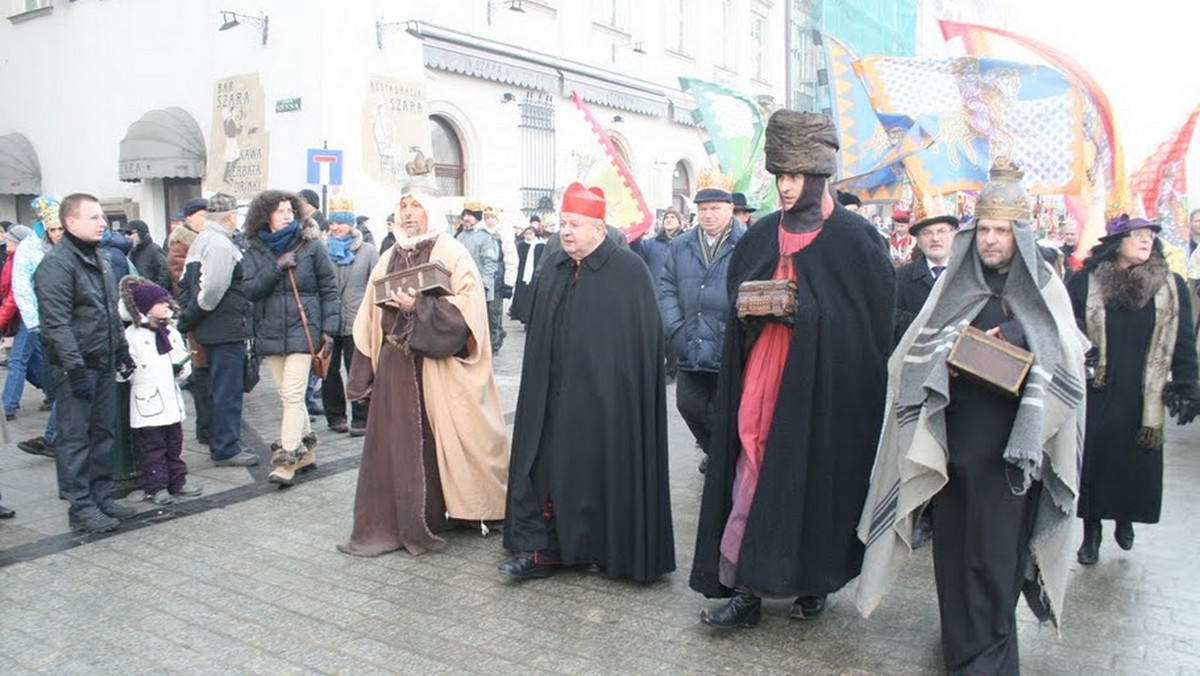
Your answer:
[856,219,1089,631]
[327,233,356,266]
[259,221,301,255]
[1085,254,1177,448]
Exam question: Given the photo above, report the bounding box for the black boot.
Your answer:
[789,594,827,620]
[1114,521,1135,551]
[700,590,761,629]
[1077,519,1101,565]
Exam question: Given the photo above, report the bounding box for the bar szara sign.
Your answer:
[363,76,432,188]
[206,73,271,198]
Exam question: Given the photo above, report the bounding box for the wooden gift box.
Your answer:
[373,261,452,307]
[736,279,798,319]
[947,325,1034,397]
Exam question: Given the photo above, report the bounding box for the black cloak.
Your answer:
[690,205,894,598]
[503,236,675,582]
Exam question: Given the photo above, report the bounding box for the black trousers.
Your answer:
[675,370,719,454]
[136,422,186,494]
[53,367,116,518]
[190,366,211,443]
[321,334,368,428]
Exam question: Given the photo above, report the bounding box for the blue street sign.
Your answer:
[306,148,343,186]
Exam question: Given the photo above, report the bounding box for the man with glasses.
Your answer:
[894,209,959,345]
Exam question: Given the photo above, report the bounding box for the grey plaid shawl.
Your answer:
[856,220,1089,631]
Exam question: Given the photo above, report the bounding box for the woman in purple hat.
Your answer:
[1066,215,1200,565]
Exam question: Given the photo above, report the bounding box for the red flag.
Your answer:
[568,91,653,242]
[1129,105,1200,244]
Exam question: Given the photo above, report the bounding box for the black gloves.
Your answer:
[276,251,298,270]
[116,347,137,380]
[69,368,95,401]
[1164,381,1200,426]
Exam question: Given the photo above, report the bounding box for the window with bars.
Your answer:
[519,92,555,217]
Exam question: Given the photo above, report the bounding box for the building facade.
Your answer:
[0,0,788,241]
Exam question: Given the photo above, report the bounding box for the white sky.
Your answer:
[1004,0,1200,201]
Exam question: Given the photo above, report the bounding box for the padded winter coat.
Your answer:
[657,223,744,373]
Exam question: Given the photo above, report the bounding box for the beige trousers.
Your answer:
[265,353,312,452]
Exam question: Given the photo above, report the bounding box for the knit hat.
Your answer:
[298,189,321,211]
[975,157,1032,222]
[129,282,171,315]
[6,224,33,245]
[561,183,606,220]
[764,110,839,177]
[328,196,356,225]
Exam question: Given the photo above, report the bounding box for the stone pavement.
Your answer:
[1,316,1199,675]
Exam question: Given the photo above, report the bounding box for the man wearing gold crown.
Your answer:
[500,182,674,582]
[857,159,1089,675]
[659,170,745,474]
[455,200,498,317]
[338,172,508,557]
[691,111,894,628]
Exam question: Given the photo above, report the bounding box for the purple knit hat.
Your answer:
[130,282,171,315]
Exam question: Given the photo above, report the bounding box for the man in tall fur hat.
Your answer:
[690,111,894,627]
[856,158,1090,676]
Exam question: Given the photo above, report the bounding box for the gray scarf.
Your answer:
[857,220,1089,631]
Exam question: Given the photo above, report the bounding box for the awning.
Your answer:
[0,132,42,195]
[118,107,206,182]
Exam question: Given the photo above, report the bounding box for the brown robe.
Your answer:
[339,238,470,556]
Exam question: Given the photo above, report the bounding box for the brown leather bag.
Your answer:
[288,268,332,378]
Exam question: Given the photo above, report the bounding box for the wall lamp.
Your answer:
[501,92,517,103]
[612,115,625,124]
[376,17,418,50]
[218,11,268,46]
[488,0,526,26]
[611,40,645,62]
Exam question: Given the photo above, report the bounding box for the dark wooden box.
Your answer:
[947,325,1034,397]
[373,261,452,306]
[736,279,798,318]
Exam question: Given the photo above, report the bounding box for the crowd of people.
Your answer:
[2,109,1200,676]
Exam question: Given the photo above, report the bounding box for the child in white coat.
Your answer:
[122,279,203,505]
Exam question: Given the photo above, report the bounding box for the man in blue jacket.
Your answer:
[659,184,744,473]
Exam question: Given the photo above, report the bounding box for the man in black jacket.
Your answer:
[177,193,258,467]
[35,193,139,533]
[893,210,959,345]
[122,219,171,290]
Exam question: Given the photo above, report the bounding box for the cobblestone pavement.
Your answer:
[1,316,1199,675]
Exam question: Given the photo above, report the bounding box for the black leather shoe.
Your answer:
[789,594,826,620]
[0,504,15,519]
[499,552,558,580]
[700,590,761,629]
[1114,521,1135,551]
[17,436,55,458]
[1077,520,1101,565]
[97,499,138,520]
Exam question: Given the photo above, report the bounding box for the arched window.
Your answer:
[610,136,632,168]
[429,115,465,196]
[672,160,691,213]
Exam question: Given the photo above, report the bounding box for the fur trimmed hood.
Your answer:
[167,224,199,250]
[1094,250,1169,311]
[119,274,179,327]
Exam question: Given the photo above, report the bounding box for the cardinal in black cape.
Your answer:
[691,110,894,627]
[500,182,675,583]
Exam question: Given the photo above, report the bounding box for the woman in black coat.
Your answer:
[242,190,339,487]
[1066,216,1199,565]
[508,226,544,325]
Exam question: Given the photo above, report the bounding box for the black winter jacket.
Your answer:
[129,240,171,291]
[242,220,339,355]
[33,235,129,371]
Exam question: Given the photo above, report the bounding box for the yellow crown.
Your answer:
[328,196,354,214]
[697,168,735,193]
[463,199,483,212]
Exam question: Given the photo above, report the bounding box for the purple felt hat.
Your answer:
[1100,214,1161,241]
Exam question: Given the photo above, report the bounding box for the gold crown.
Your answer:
[405,149,436,176]
[463,199,482,212]
[975,157,1031,222]
[912,194,954,224]
[328,196,354,214]
[697,168,735,193]
[483,206,497,217]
